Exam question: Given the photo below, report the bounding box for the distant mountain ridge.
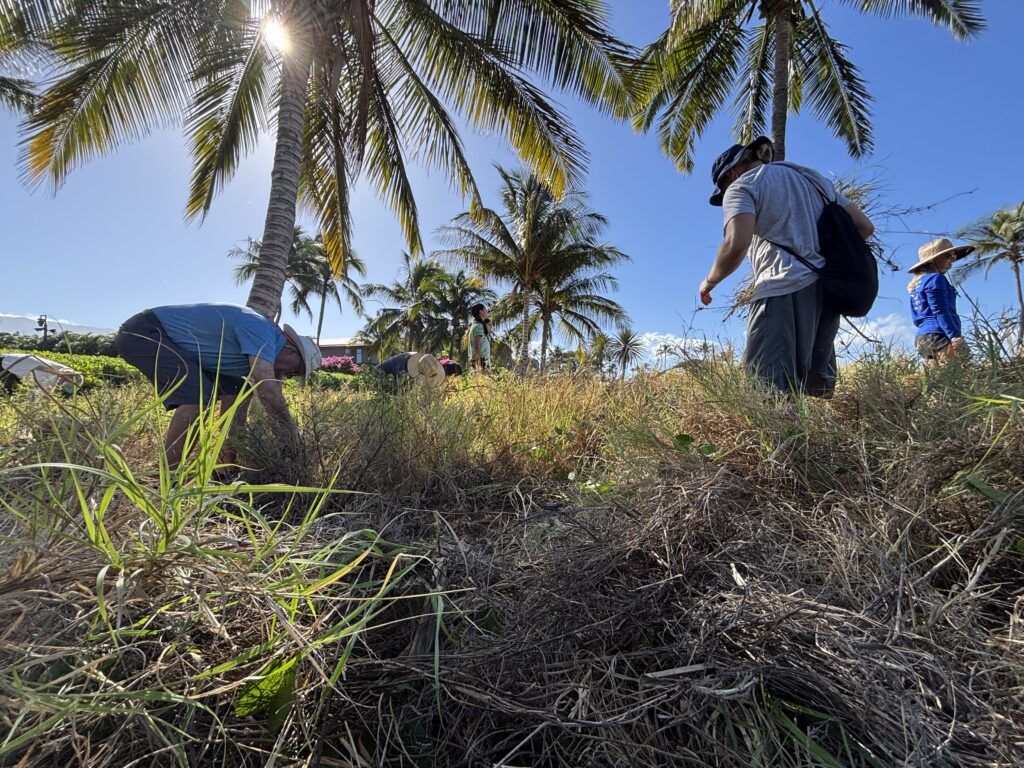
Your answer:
[0,313,115,337]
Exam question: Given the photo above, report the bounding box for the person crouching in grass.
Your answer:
[115,303,321,468]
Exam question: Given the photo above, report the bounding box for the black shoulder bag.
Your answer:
[766,172,878,318]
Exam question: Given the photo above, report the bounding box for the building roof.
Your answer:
[317,337,369,347]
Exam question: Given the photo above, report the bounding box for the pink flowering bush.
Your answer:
[321,355,363,374]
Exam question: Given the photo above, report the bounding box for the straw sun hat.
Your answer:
[406,353,446,389]
[907,238,975,273]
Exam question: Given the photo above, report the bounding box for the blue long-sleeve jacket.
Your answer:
[909,273,962,339]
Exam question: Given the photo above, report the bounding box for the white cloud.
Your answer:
[638,332,718,368]
[836,313,916,356]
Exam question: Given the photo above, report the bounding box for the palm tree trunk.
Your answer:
[1013,261,1024,356]
[520,286,532,372]
[451,319,460,361]
[245,44,311,319]
[316,290,327,345]
[770,1,792,162]
[619,358,626,381]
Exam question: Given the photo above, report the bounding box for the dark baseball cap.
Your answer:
[709,136,773,206]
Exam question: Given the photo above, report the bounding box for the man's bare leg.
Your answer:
[164,405,200,469]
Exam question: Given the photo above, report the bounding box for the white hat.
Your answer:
[406,353,445,389]
[282,324,323,382]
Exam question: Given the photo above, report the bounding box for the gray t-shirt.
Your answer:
[723,162,850,301]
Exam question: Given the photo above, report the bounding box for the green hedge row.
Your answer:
[0,332,117,356]
[0,349,142,390]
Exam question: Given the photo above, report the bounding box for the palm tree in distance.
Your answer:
[632,0,983,168]
[608,326,646,380]
[439,167,621,371]
[362,253,446,354]
[956,202,1024,355]
[230,228,365,339]
[300,240,366,344]
[229,227,318,323]
[4,1,632,319]
[499,260,628,371]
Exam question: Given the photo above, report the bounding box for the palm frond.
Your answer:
[846,0,984,41]
[798,0,873,158]
[185,17,274,220]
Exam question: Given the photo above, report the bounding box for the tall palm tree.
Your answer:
[632,0,983,169]
[362,252,446,354]
[956,202,1024,355]
[500,262,628,371]
[3,0,632,319]
[439,166,616,370]
[608,326,645,380]
[300,238,366,344]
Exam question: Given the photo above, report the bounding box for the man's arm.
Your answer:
[844,203,874,239]
[248,357,301,448]
[700,213,755,305]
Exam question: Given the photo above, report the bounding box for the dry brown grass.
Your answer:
[1,356,1022,766]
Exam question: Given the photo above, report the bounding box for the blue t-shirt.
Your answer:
[151,303,285,377]
[909,273,962,340]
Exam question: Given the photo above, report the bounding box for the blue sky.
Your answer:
[2,1,1022,360]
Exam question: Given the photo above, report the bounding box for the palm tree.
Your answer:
[632,0,983,169]
[301,239,366,344]
[439,167,618,370]
[608,326,645,380]
[362,253,446,354]
[956,202,1024,355]
[3,1,632,319]
[501,260,628,371]
[229,226,319,323]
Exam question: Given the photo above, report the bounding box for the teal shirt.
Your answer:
[469,322,490,365]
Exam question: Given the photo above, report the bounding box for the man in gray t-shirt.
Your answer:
[699,137,874,396]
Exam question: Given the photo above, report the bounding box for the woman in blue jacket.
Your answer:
[908,238,974,362]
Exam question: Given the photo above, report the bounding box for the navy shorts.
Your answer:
[114,310,245,409]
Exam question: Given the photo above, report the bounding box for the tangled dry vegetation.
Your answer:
[1,353,1022,767]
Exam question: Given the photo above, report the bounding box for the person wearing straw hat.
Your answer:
[699,136,875,396]
[114,303,322,468]
[377,352,448,389]
[908,238,974,363]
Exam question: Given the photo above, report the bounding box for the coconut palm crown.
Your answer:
[956,202,1024,355]
[632,0,984,170]
[438,166,623,370]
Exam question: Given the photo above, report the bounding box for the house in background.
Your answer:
[317,337,376,365]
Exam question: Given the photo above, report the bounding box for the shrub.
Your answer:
[308,370,362,391]
[0,349,142,390]
[0,332,118,356]
[321,355,362,374]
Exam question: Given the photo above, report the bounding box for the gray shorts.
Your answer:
[915,333,951,360]
[743,281,840,397]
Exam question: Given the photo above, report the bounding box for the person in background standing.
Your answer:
[908,238,974,364]
[469,304,491,373]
